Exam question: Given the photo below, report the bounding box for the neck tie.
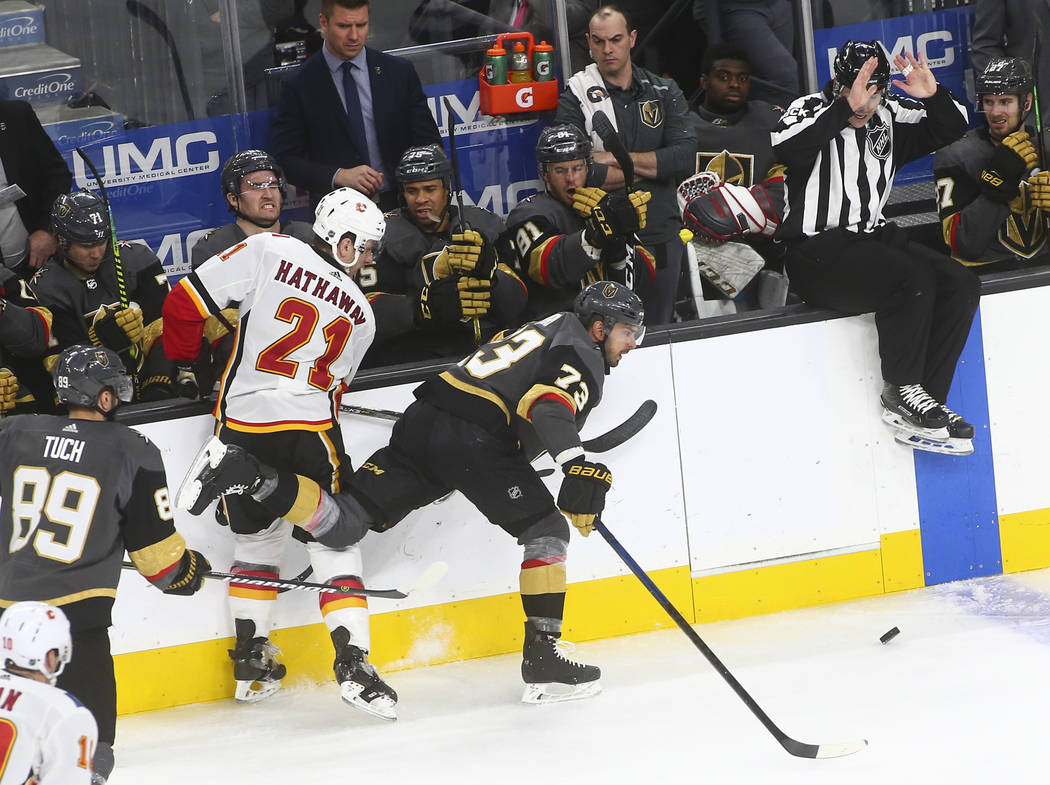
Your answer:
[341,60,370,164]
[512,0,528,27]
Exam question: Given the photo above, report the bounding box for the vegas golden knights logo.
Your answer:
[639,100,663,128]
[696,149,755,186]
[1000,185,1047,258]
[602,283,618,298]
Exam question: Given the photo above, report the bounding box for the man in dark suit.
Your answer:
[0,100,72,276]
[270,0,441,211]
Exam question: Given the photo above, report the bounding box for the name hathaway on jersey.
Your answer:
[274,260,369,325]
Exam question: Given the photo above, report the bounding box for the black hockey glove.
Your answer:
[980,130,1037,204]
[574,187,649,251]
[88,303,144,352]
[0,367,16,414]
[418,275,492,322]
[175,364,199,400]
[557,457,613,537]
[163,549,211,596]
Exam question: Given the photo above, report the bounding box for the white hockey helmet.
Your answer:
[312,187,386,273]
[0,601,73,684]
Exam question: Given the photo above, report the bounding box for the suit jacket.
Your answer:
[0,100,71,236]
[269,46,440,204]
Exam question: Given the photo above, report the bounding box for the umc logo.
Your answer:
[825,30,956,76]
[72,131,221,189]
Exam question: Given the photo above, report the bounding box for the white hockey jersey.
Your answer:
[169,233,376,432]
[0,670,97,785]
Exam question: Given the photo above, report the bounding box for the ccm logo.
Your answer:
[515,87,534,109]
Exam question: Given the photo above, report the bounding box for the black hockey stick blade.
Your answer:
[121,560,447,599]
[591,109,634,188]
[593,519,867,759]
[581,399,656,453]
[339,403,402,421]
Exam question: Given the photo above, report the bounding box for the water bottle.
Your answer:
[484,44,508,85]
[508,41,531,84]
[533,41,554,82]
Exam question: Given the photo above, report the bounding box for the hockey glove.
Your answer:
[162,549,212,596]
[433,229,497,280]
[0,367,16,414]
[980,131,1037,204]
[88,303,144,352]
[1028,171,1050,211]
[175,364,199,400]
[418,275,491,322]
[557,457,613,537]
[682,182,781,244]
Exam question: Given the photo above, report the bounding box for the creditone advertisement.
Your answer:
[812,7,977,184]
[44,77,548,279]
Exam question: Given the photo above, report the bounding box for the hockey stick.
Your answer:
[591,109,634,188]
[121,560,448,599]
[442,96,482,343]
[126,0,196,121]
[1033,27,1050,233]
[593,518,867,759]
[339,398,657,454]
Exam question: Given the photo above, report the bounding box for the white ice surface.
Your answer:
[110,568,1050,785]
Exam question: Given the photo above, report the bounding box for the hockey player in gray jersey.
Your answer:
[0,263,54,414]
[363,144,526,366]
[179,280,646,704]
[32,192,177,402]
[0,345,209,784]
[934,57,1050,271]
[504,124,654,321]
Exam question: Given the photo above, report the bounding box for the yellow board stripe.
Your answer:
[1000,507,1050,573]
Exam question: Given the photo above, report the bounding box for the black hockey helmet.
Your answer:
[574,281,645,342]
[536,124,593,174]
[833,40,890,91]
[51,191,110,250]
[53,345,134,410]
[976,57,1034,98]
[220,149,286,200]
[395,144,453,185]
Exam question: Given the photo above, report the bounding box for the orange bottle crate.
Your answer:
[479,32,559,116]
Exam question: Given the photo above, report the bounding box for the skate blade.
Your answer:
[894,432,974,456]
[176,435,227,512]
[340,681,397,721]
[521,680,601,704]
[881,410,949,441]
[234,678,282,703]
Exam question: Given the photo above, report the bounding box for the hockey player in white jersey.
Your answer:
[163,188,397,719]
[0,602,97,785]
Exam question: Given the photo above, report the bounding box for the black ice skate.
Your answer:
[880,383,950,442]
[332,627,397,721]
[229,620,286,703]
[894,403,975,456]
[177,436,269,515]
[521,621,601,704]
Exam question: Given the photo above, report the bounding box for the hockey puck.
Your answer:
[879,626,900,644]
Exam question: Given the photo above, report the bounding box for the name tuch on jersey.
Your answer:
[273,260,368,325]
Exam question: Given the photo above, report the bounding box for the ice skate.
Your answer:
[521,621,601,704]
[880,383,950,442]
[894,404,974,456]
[332,627,397,720]
[177,436,267,515]
[229,620,286,703]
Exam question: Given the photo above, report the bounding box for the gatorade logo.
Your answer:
[515,87,535,109]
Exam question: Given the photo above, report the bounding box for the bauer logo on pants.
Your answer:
[639,100,663,128]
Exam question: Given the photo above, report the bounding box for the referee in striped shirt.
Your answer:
[771,41,981,455]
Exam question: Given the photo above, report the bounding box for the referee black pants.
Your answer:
[784,223,980,402]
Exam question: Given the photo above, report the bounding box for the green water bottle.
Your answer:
[485,44,508,85]
[533,40,554,81]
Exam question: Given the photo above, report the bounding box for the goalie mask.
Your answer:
[832,40,890,93]
[53,344,134,413]
[574,280,645,345]
[0,601,73,685]
[536,124,593,177]
[312,187,386,274]
[51,190,110,251]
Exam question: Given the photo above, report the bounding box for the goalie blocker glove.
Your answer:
[557,457,613,536]
[88,303,144,352]
[418,276,492,322]
[683,182,781,244]
[980,130,1038,204]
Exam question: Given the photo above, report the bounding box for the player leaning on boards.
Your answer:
[771,41,980,456]
[179,281,646,704]
[0,602,98,785]
[163,188,398,719]
[934,57,1050,272]
[0,345,209,785]
[503,123,654,321]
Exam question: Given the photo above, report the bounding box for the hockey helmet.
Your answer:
[833,40,890,91]
[395,144,453,186]
[574,281,645,344]
[53,344,134,409]
[0,601,72,684]
[220,149,286,200]
[51,191,110,250]
[976,57,1034,98]
[536,124,593,175]
[313,187,386,273]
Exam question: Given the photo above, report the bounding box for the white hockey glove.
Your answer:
[683,182,781,245]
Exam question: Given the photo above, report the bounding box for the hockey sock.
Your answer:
[519,536,567,635]
[309,541,371,651]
